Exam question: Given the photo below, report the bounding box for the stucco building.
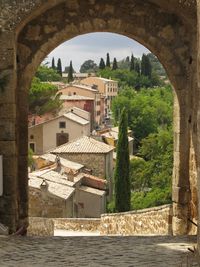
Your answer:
[51,136,114,198]
[29,167,107,218]
[29,169,75,218]
[28,111,90,154]
[59,95,95,130]
[100,127,134,155]
[82,77,118,118]
[59,84,104,126]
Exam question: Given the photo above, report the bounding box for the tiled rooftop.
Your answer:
[51,136,114,154]
[29,171,75,200]
[102,130,134,142]
[39,153,84,171]
[63,113,89,125]
[60,94,94,101]
[79,185,106,196]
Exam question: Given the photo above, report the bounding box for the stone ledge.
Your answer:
[101,204,172,217]
[28,217,54,236]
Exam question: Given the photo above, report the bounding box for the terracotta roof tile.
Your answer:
[51,136,114,154]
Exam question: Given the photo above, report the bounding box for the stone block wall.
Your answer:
[28,217,54,236]
[54,218,101,232]
[29,187,73,218]
[189,144,198,235]
[100,205,173,236]
[61,153,106,178]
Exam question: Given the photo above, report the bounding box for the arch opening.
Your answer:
[0,0,196,237]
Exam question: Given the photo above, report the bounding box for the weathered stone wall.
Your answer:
[54,218,101,232]
[100,205,173,236]
[196,0,200,257]
[28,217,54,236]
[29,187,73,218]
[61,153,107,178]
[188,143,198,235]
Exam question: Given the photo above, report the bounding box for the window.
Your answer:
[73,92,76,95]
[97,111,101,116]
[30,135,34,140]
[59,121,66,128]
[96,101,100,106]
[29,143,35,153]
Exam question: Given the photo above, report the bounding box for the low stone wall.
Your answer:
[100,204,173,236]
[28,217,54,236]
[54,218,101,232]
[28,205,172,236]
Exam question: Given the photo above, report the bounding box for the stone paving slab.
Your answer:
[0,235,199,267]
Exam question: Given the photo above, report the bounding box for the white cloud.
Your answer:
[45,32,150,72]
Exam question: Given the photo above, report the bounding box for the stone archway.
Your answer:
[0,0,197,236]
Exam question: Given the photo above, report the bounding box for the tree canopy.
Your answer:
[130,54,135,71]
[29,77,62,116]
[68,61,74,83]
[35,65,61,82]
[112,86,173,145]
[112,57,118,70]
[57,58,62,76]
[99,58,106,69]
[106,53,111,68]
[80,59,98,73]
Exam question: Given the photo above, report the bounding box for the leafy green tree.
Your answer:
[29,77,62,116]
[99,58,106,69]
[130,54,135,71]
[114,108,131,212]
[106,53,111,68]
[112,86,173,145]
[51,57,56,70]
[80,59,98,73]
[68,61,74,83]
[112,57,118,70]
[35,65,61,81]
[57,58,62,76]
[130,127,173,210]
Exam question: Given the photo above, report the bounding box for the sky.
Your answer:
[46,32,150,72]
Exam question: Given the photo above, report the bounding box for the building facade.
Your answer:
[59,84,104,127]
[28,112,90,154]
[82,77,118,118]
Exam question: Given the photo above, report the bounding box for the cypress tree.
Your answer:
[130,54,135,71]
[146,55,152,78]
[106,53,111,68]
[112,57,118,70]
[141,54,152,78]
[68,60,74,83]
[135,61,140,75]
[114,108,131,212]
[125,56,130,62]
[51,57,55,69]
[99,58,106,70]
[57,58,62,76]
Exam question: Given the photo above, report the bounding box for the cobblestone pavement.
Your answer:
[0,235,199,267]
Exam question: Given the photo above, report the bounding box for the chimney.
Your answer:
[40,179,49,192]
[67,169,74,182]
[55,155,62,172]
